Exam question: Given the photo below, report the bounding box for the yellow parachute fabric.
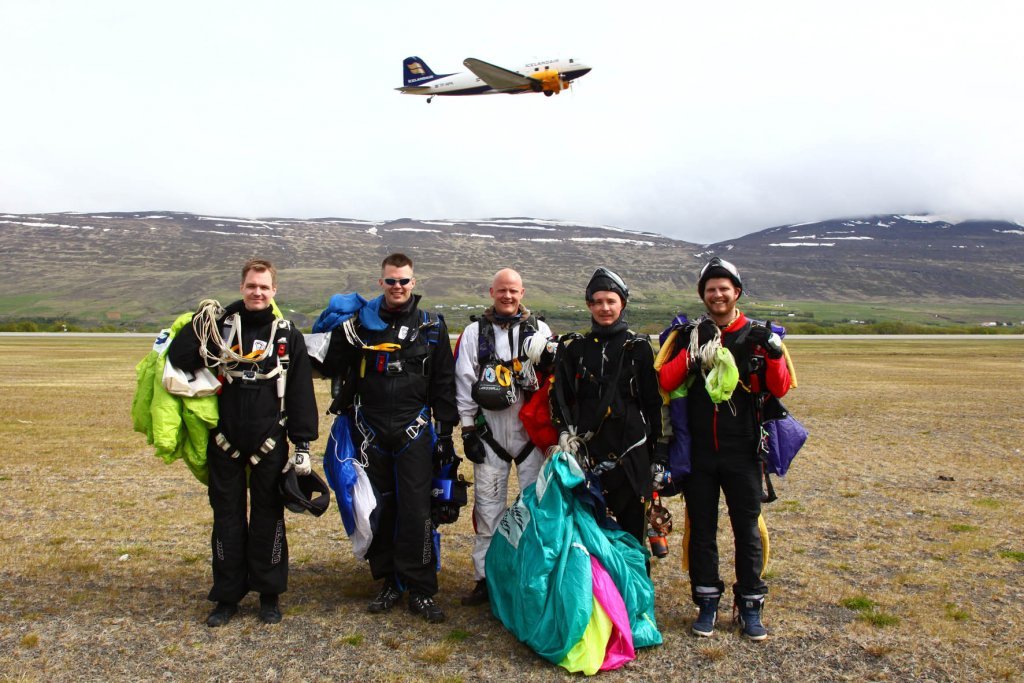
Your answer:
[558,596,614,675]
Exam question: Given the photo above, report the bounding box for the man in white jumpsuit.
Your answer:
[455,268,552,606]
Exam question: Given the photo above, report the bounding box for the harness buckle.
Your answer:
[405,413,429,440]
[385,360,405,376]
[241,369,257,383]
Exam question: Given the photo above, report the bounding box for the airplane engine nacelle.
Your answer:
[534,68,566,95]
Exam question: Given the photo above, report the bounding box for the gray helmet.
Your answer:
[697,257,743,298]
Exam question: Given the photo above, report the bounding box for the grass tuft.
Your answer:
[840,596,876,612]
[444,628,472,643]
[944,603,970,622]
[949,523,979,533]
[698,643,728,661]
[859,611,900,628]
[998,550,1024,562]
[337,634,363,646]
[414,642,454,665]
[862,643,894,658]
[20,633,39,648]
[973,497,1002,509]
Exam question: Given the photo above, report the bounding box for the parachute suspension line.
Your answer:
[191,298,280,370]
[686,315,722,374]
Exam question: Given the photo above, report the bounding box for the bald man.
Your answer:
[454,269,552,606]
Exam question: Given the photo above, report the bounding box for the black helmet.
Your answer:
[697,257,743,298]
[585,267,629,304]
[280,469,331,516]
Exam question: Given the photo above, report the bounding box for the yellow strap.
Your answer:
[759,513,771,577]
[782,342,798,389]
[362,342,402,353]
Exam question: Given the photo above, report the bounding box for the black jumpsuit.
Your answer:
[551,322,662,544]
[318,294,458,597]
[168,301,318,603]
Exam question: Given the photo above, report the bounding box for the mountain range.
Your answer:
[1,211,1021,329]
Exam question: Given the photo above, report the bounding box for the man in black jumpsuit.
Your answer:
[318,253,458,624]
[551,268,663,546]
[168,259,318,627]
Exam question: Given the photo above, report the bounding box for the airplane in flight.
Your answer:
[396,56,591,103]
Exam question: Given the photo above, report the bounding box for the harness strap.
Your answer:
[477,413,534,465]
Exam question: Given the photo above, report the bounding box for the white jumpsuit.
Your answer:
[455,317,551,580]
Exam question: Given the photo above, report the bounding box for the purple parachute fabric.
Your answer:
[764,414,808,477]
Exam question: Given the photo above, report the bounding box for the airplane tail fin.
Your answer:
[402,56,437,86]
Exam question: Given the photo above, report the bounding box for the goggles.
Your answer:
[382,277,412,286]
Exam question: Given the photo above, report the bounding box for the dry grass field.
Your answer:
[1,336,1022,682]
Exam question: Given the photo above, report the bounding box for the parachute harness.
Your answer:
[191,298,291,465]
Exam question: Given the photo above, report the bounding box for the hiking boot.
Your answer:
[408,594,446,623]
[258,593,282,625]
[205,601,238,628]
[367,579,402,614]
[691,596,719,637]
[460,579,489,607]
[736,596,768,641]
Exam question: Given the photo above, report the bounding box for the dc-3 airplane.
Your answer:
[396,56,591,103]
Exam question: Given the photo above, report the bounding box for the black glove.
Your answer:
[696,318,718,346]
[686,351,702,377]
[748,322,784,359]
[434,423,457,465]
[461,427,487,464]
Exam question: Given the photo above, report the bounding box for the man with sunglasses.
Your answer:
[657,257,792,641]
[319,253,458,624]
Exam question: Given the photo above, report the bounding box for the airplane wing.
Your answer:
[463,58,535,91]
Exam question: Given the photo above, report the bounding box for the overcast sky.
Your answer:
[1,1,1021,243]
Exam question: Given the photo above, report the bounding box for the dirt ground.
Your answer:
[1,336,1022,682]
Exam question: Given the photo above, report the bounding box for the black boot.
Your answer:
[367,579,403,614]
[460,579,489,606]
[409,593,446,623]
[206,601,237,628]
[258,593,282,625]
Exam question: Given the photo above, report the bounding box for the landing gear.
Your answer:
[543,90,553,97]
[427,95,434,104]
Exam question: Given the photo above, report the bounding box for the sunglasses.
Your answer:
[383,277,412,286]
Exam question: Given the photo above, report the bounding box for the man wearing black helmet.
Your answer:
[658,257,792,641]
[550,268,663,546]
[167,258,319,627]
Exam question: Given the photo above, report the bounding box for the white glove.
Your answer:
[283,443,312,476]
